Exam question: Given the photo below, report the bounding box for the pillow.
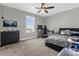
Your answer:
[60,31,66,35]
[70,31,79,36]
[71,31,79,34]
[60,30,70,35]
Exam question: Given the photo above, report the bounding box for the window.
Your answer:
[26,16,35,33]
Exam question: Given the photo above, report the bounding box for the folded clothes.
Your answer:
[72,43,79,49]
[72,39,79,42]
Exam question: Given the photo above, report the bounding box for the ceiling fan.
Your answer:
[35,3,55,13]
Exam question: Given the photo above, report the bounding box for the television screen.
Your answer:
[37,25,43,29]
[3,20,17,27]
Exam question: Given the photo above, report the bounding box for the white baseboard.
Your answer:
[20,36,37,41]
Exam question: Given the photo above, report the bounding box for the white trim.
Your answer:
[20,36,37,41]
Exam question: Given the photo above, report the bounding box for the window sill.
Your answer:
[26,32,36,34]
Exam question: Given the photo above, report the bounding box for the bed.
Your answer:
[45,28,79,51]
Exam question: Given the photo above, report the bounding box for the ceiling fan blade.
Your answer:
[35,7,41,9]
[44,9,48,13]
[42,3,45,6]
[37,10,42,13]
[41,3,45,8]
[45,6,55,9]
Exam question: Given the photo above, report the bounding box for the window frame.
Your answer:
[26,16,35,33]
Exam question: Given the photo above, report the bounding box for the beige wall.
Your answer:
[0,5,45,40]
[1,4,79,40]
[45,7,79,32]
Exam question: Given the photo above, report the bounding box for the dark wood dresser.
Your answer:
[0,31,19,46]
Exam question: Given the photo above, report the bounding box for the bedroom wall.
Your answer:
[45,7,79,32]
[0,5,45,40]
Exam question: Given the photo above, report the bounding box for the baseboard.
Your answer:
[20,36,37,41]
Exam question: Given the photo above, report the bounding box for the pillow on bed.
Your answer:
[60,30,70,35]
[60,31,66,35]
[71,31,79,34]
[70,31,79,36]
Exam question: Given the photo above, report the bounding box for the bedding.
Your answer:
[45,34,69,47]
[58,48,79,56]
[45,28,79,48]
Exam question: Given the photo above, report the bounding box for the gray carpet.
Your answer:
[0,38,59,56]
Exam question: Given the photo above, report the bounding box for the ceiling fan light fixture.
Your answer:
[35,3,55,13]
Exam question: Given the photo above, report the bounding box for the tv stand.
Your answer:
[0,31,19,46]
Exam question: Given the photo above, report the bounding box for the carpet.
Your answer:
[0,38,59,56]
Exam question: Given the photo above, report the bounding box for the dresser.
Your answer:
[0,31,19,46]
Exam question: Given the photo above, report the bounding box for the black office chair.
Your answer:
[37,25,43,37]
[42,25,48,38]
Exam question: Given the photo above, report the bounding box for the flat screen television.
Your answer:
[37,25,43,29]
[3,20,17,27]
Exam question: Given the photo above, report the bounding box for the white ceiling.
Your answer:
[1,3,79,17]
